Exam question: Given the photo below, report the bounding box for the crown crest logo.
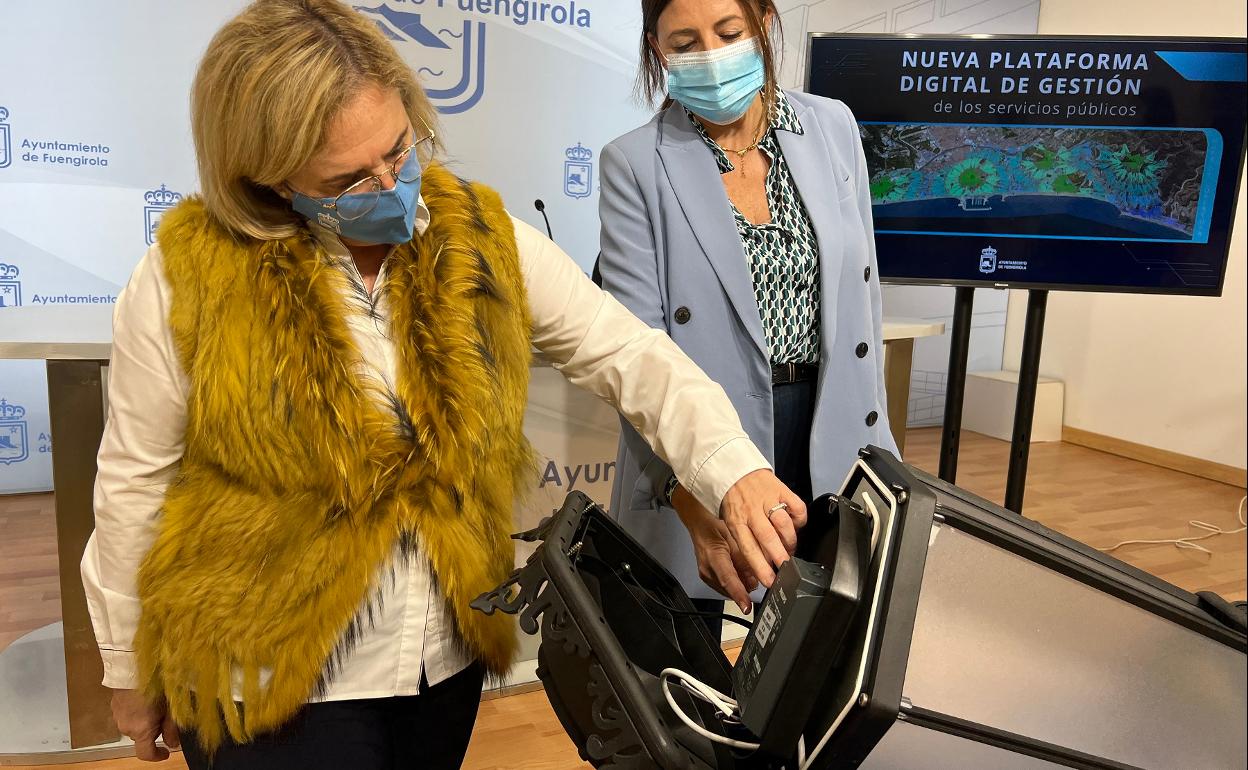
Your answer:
[981,246,997,258]
[0,263,18,281]
[565,143,593,161]
[0,399,26,421]
[144,184,183,207]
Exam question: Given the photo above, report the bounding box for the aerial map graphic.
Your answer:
[861,124,1212,241]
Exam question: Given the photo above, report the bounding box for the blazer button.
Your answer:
[866,411,879,427]
[855,342,869,358]
[674,307,692,325]
[864,265,871,282]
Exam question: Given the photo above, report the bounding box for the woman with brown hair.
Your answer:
[79,1,805,767]
[601,0,897,632]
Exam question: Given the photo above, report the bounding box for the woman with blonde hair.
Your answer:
[81,1,805,767]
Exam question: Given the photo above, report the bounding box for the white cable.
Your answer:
[792,498,880,770]
[801,486,900,770]
[660,668,759,750]
[662,491,886,768]
[1099,496,1246,556]
[799,693,854,770]
[860,494,882,555]
[661,669,811,767]
[665,668,738,716]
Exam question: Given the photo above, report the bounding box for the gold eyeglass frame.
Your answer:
[319,116,436,221]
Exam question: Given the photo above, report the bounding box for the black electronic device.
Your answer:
[475,448,1248,769]
[733,495,871,759]
[734,558,830,725]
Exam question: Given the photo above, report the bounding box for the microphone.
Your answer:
[534,199,554,241]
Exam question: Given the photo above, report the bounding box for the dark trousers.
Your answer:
[181,662,485,770]
[771,378,816,503]
[691,378,817,643]
[691,597,727,642]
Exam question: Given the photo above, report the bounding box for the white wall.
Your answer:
[1001,0,1248,470]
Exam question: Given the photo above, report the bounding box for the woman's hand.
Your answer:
[111,689,180,762]
[718,469,808,588]
[671,485,758,613]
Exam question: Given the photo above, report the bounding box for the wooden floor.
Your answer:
[2,427,1244,768]
[0,491,59,653]
[905,428,1247,601]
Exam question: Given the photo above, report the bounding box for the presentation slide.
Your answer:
[808,36,1247,295]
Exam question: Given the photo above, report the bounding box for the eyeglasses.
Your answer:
[319,117,436,221]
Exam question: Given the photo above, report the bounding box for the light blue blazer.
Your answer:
[598,90,897,600]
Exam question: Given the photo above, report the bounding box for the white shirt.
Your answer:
[81,199,769,701]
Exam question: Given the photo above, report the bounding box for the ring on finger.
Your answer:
[766,502,788,519]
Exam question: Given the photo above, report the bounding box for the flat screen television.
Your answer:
[806,35,1247,295]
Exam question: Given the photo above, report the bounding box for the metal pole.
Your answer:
[938,286,975,483]
[1005,290,1049,514]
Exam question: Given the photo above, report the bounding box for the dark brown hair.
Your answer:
[636,0,783,109]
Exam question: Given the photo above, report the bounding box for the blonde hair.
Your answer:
[191,0,439,240]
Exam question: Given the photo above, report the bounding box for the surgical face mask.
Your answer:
[665,36,766,125]
[290,150,422,245]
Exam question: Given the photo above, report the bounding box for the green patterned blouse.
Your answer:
[688,91,821,365]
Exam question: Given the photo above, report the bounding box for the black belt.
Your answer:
[771,362,819,385]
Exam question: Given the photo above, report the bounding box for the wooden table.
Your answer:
[0,305,117,762]
[882,318,946,455]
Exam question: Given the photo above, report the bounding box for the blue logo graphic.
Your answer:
[0,399,28,466]
[978,245,998,274]
[144,184,183,246]
[1156,51,1248,83]
[354,4,487,115]
[564,143,593,199]
[0,106,11,169]
[0,263,20,308]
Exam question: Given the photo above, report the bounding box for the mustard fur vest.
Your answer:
[134,165,533,751]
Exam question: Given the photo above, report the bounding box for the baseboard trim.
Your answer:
[483,679,545,701]
[1062,426,1247,488]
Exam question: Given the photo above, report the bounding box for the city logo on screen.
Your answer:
[978,246,998,274]
[0,106,11,169]
[0,399,28,466]
[564,143,593,199]
[144,185,184,246]
[354,4,487,114]
[0,263,20,308]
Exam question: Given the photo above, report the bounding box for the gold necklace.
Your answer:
[712,108,769,178]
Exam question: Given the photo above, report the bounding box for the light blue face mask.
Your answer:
[290,150,422,245]
[665,37,766,125]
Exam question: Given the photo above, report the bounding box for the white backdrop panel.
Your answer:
[0,0,651,492]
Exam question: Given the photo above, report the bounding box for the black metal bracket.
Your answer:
[472,492,703,770]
